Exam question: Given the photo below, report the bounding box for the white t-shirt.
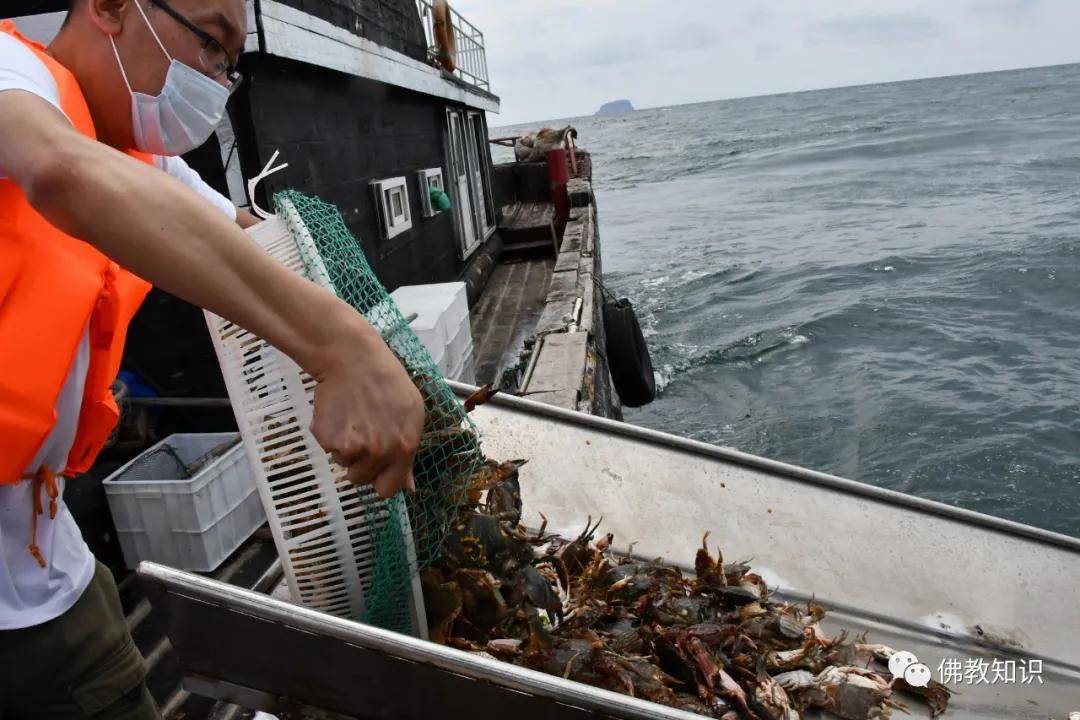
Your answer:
[0,33,237,630]
[0,329,93,630]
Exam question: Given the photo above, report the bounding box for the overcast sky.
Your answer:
[451,0,1080,128]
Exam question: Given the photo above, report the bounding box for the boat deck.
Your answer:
[469,255,554,385]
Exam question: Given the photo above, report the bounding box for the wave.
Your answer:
[746,126,1019,169]
[651,326,812,395]
[1019,155,1080,170]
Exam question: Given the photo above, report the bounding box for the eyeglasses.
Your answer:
[148,0,243,92]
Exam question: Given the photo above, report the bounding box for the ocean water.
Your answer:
[492,64,1080,538]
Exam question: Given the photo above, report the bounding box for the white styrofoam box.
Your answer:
[103,433,265,572]
[444,317,473,374]
[428,317,472,379]
[435,335,472,378]
[392,282,468,330]
[394,293,450,362]
[449,349,477,386]
[205,208,429,637]
[390,283,470,371]
[446,338,475,382]
[434,351,451,378]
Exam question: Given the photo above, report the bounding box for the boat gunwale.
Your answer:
[448,381,1080,555]
[137,562,709,720]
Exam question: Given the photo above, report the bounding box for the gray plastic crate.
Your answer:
[103,433,265,571]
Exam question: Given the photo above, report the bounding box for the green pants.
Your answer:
[0,562,160,719]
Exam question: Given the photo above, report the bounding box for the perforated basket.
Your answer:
[204,200,431,635]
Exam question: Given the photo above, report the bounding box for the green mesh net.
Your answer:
[273,189,484,635]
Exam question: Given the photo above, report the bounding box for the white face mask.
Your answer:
[110,2,229,156]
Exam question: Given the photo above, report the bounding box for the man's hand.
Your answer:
[309,321,424,498]
[0,90,424,497]
[235,208,263,229]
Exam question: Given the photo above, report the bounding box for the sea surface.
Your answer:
[492,64,1080,538]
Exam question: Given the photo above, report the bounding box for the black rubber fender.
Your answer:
[602,298,656,407]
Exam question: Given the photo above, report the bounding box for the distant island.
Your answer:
[595,100,635,117]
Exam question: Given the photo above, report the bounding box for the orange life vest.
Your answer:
[0,21,153,483]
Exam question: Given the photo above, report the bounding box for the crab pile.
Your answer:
[422,388,952,719]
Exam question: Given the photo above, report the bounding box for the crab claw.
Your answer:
[464,383,500,412]
[496,458,528,481]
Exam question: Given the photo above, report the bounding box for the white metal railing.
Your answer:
[415,0,490,92]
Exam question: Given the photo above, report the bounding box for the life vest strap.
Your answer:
[21,466,63,569]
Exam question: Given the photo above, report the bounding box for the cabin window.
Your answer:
[371,177,412,239]
[417,168,446,217]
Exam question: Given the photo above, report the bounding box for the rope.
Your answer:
[590,274,622,304]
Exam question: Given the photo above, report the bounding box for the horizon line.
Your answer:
[491,59,1079,130]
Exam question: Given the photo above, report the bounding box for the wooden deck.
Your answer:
[497,202,558,255]
[469,256,555,385]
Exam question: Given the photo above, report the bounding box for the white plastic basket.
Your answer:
[103,433,264,571]
[204,203,427,636]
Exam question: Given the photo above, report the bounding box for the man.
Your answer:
[0,1,425,717]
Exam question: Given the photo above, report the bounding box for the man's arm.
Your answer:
[0,90,422,497]
[152,154,262,229]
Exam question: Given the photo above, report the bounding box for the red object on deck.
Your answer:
[546,148,570,185]
[547,148,570,240]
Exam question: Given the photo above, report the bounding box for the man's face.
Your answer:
[108,0,246,114]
